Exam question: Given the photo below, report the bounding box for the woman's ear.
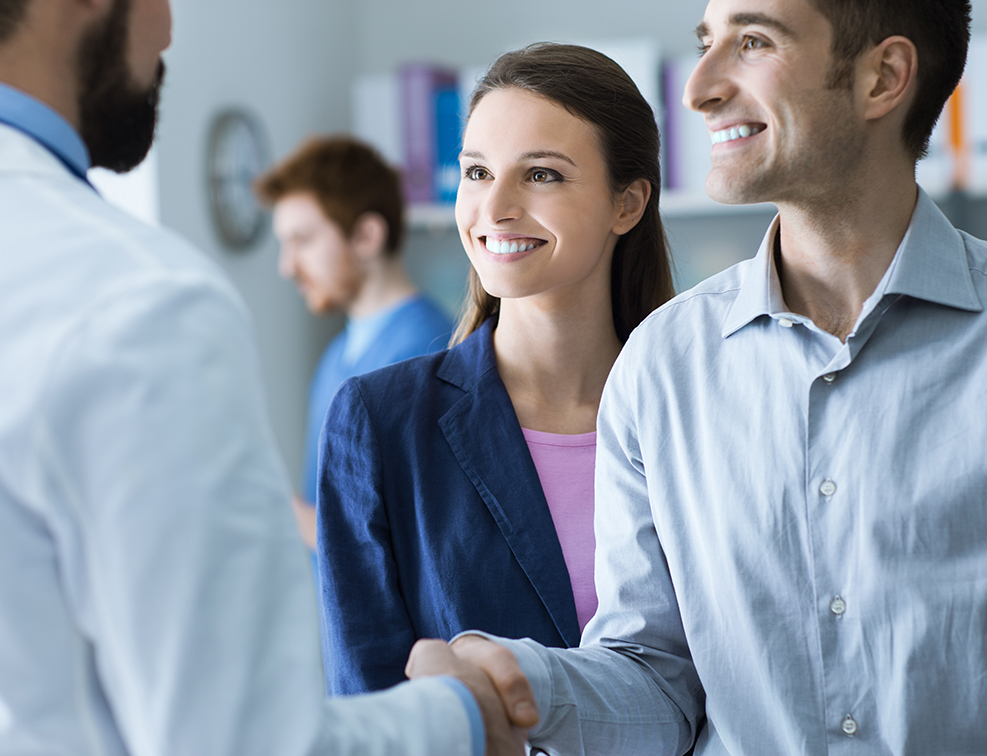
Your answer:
[350,212,389,262]
[857,35,919,123]
[613,179,651,235]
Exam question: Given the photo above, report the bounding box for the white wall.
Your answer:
[355,0,705,73]
[155,0,357,484]
[354,0,987,74]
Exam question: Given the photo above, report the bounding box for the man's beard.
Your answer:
[77,0,165,173]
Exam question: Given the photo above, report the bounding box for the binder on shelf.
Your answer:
[400,63,458,204]
[916,101,954,196]
[351,72,402,167]
[662,54,712,193]
[917,34,986,196]
[575,38,663,120]
[964,35,987,193]
[434,85,462,204]
[458,65,488,115]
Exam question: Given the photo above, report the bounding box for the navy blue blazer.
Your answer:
[316,318,582,694]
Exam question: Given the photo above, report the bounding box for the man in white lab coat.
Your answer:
[0,0,531,753]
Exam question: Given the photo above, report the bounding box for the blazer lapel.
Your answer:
[437,321,581,647]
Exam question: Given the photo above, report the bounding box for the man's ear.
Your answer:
[350,212,389,261]
[612,178,651,236]
[857,35,919,123]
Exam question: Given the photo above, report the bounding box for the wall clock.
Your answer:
[206,109,269,250]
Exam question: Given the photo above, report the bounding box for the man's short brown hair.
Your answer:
[255,136,405,256]
[811,0,971,161]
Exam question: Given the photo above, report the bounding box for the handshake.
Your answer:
[405,636,539,756]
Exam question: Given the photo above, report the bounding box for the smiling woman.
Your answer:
[314,42,675,696]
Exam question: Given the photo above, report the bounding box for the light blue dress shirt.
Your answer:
[493,189,987,755]
[0,81,90,180]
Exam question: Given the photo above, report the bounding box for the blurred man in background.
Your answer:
[256,137,451,551]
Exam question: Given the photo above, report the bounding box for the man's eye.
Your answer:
[742,36,766,51]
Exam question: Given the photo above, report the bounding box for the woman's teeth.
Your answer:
[485,238,540,254]
[711,124,762,144]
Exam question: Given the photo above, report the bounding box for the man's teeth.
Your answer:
[484,238,539,254]
[711,124,762,144]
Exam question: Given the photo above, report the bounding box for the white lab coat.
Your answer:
[0,123,473,756]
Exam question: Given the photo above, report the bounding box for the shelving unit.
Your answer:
[407,191,776,232]
[408,186,987,233]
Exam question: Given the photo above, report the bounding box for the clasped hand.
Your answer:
[405,635,538,756]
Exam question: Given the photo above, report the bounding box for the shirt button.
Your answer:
[842,715,858,736]
[778,317,795,328]
[822,373,836,383]
[820,479,837,497]
[830,596,847,616]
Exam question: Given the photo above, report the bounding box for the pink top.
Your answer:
[521,428,598,633]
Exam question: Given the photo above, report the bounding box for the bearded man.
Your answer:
[0,1,526,754]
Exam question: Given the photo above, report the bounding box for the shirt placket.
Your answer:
[802,299,898,753]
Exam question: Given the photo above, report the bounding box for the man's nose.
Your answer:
[683,43,734,114]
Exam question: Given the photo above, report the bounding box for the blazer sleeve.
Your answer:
[316,377,419,694]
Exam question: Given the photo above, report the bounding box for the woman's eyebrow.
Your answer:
[460,149,577,166]
[518,150,577,166]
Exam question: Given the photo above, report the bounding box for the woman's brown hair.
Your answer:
[451,42,675,345]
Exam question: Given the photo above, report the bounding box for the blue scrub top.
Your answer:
[302,294,453,505]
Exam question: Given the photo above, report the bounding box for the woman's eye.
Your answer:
[530,169,559,183]
[464,166,490,181]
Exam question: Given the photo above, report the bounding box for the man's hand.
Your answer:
[449,635,539,728]
[291,495,318,551]
[406,638,538,755]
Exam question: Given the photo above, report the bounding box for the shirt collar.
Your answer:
[0,82,91,181]
[721,187,982,338]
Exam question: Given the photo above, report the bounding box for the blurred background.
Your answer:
[90,0,987,485]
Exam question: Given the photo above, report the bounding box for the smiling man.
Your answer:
[426,0,987,754]
[0,1,518,755]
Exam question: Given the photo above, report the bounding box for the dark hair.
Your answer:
[452,42,675,345]
[811,0,972,160]
[0,0,30,43]
[255,135,405,256]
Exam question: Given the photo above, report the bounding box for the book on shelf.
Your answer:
[916,100,954,196]
[352,72,402,167]
[574,37,663,119]
[916,34,986,196]
[963,35,987,193]
[662,53,712,194]
[400,63,459,204]
[434,84,462,205]
[352,65,463,206]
